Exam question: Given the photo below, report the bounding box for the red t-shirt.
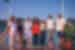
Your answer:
[32,23,40,34]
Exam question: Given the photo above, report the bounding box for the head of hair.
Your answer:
[26,16,31,21]
[48,15,53,19]
[9,16,15,22]
[17,18,22,24]
[32,16,40,24]
[58,14,63,18]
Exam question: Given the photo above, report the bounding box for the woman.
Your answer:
[46,16,55,49]
[64,23,72,49]
[32,17,40,47]
[16,18,23,49]
[5,16,16,50]
[40,20,46,47]
[23,17,32,48]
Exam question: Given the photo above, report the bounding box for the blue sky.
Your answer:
[0,0,75,19]
[64,0,75,18]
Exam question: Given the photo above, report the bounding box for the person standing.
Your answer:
[32,17,40,48]
[55,14,66,50]
[64,23,72,49]
[16,18,23,50]
[23,17,32,48]
[46,15,55,48]
[40,19,46,47]
[5,16,16,50]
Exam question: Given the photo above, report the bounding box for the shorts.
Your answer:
[40,30,46,46]
[24,31,32,39]
[57,32,64,38]
[17,26,23,34]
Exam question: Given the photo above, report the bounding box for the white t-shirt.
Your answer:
[24,21,32,39]
[24,21,32,32]
[56,18,66,31]
[46,19,54,30]
[40,23,45,30]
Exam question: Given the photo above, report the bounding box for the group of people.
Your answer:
[4,14,66,50]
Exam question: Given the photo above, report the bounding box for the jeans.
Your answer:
[57,32,64,38]
[32,34,40,46]
[40,30,46,46]
[53,32,59,48]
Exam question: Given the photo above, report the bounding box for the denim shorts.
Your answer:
[57,32,64,38]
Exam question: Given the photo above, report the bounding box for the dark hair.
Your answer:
[58,14,63,18]
[26,16,31,21]
[48,15,53,19]
[9,16,15,22]
[32,17,40,24]
[17,18,22,24]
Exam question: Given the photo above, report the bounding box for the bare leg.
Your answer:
[17,32,22,50]
[9,32,14,50]
[48,31,54,49]
[27,37,32,48]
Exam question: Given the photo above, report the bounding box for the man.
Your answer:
[23,17,32,48]
[46,15,55,47]
[5,16,16,50]
[55,14,66,50]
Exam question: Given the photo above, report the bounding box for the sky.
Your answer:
[0,0,75,19]
[64,0,75,18]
